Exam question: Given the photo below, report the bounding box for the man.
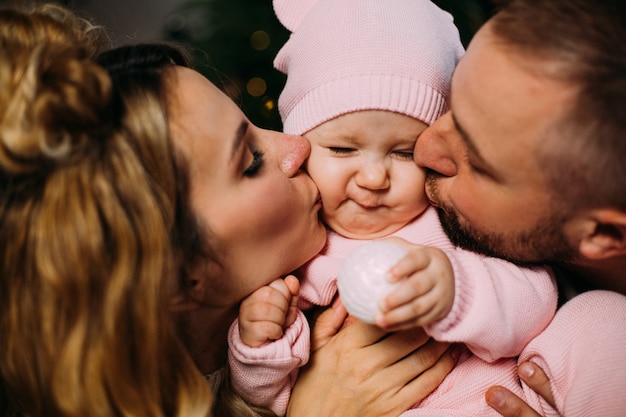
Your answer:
[415,0,626,415]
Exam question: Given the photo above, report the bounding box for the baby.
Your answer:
[227,0,623,416]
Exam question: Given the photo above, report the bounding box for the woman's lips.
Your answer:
[314,193,323,210]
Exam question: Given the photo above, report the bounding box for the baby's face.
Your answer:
[305,110,429,239]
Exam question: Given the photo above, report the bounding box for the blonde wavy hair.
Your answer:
[0,3,212,416]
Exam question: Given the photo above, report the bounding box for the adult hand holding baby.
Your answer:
[287,296,459,417]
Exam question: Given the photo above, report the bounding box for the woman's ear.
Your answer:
[169,272,210,312]
[579,209,626,260]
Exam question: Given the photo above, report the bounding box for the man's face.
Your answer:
[414,22,580,264]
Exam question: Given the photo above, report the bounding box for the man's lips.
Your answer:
[426,192,439,208]
[424,182,440,208]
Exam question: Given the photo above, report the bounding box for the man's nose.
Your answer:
[414,113,458,177]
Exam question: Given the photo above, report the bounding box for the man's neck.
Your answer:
[558,256,626,296]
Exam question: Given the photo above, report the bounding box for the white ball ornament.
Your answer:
[337,241,407,324]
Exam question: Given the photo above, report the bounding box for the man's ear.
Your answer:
[579,209,626,260]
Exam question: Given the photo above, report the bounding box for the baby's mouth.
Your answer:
[354,199,383,210]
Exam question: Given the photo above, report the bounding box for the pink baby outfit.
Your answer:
[229,209,626,416]
[229,208,561,415]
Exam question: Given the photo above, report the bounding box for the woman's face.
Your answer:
[167,66,326,307]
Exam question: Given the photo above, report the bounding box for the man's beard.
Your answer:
[435,205,580,266]
[426,175,579,266]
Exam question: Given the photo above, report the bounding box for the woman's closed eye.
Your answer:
[244,149,265,177]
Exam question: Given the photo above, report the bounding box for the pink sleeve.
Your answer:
[520,290,626,416]
[298,231,364,308]
[227,310,310,416]
[425,247,558,362]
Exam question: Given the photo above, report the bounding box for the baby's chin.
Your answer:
[326,218,407,240]
[324,204,424,240]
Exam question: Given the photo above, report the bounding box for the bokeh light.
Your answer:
[247,77,267,97]
[250,30,271,51]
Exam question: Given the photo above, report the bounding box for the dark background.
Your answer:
[3,0,501,130]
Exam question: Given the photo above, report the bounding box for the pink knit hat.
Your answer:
[273,0,465,135]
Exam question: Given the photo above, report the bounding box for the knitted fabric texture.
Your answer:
[273,0,465,135]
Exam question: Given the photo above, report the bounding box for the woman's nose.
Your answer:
[414,113,458,177]
[276,133,310,177]
[355,160,390,190]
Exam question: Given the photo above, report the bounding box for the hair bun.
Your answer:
[0,43,112,175]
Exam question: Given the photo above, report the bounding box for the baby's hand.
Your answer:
[375,238,454,331]
[239,275,300,347]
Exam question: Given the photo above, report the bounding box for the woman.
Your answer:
[0,3,455,416]
[97,42,327,416]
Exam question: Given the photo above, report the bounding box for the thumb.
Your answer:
[283,275,300,327]
[284,274,300,297]
[311,297,348,351]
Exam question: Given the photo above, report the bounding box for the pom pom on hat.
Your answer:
[273,0,465,135]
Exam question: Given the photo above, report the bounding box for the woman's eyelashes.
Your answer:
[244,149,265,177]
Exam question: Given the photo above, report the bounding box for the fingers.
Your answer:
[239,278,300,346]
[376,301,438,331]
[290,311,459,417]
[376,276,440,330]
[365,327,433,368]
[239,316,286,347]
[243,280,291,320]
[485,386,542,417]
[283,275,301,327]
[517,362,555,408]
[239,296,290,346]
[380,274,434,311]
[398,343,460,405]
[377,250,454,330]
[387,246,431,283]
[268,276,298,299]
[309,298,351,351]
[282,274,300,297]
[380,336,452,385]
[331,318,389,349]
